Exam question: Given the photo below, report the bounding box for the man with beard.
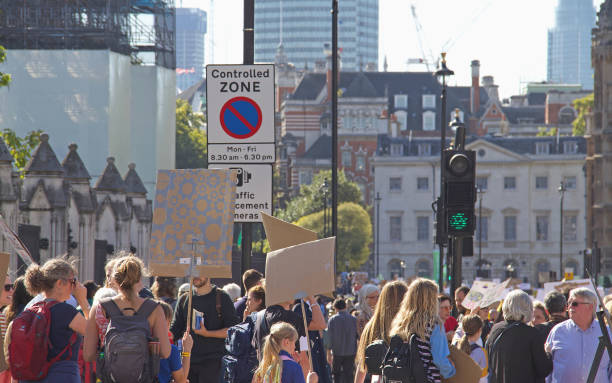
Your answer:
[170,276,240,383]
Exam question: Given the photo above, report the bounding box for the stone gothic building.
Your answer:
[0,133,152,283]
[588,1,612,274]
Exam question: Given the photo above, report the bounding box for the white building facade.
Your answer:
[373,135,586,285]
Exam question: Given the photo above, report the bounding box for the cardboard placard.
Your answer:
[261,212,317,251]
[462,280,498,310]
[148,169,236,278]
[442,345,482,383]
[265,237,335,306]
[0,216,34,265]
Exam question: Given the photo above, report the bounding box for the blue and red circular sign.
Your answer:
[219,96,262,139]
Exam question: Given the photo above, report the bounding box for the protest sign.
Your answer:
[265,237,335,306]
[478,279,513,309]
[261,212,317,251]
[543,279,591,295]
[0,215,34,265]
[148,169,236,278]
[462,281,498,310]
[442,344,482,383]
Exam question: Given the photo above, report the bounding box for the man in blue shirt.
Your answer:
[546,287,611,383]
[327,298,357,383]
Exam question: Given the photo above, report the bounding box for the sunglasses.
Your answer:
[66,277,77,287]
[570,301,591,307]
[3,284,13,292]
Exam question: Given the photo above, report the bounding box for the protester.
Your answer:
[0,275,12,383]
[243,285,265,321]
[485,290,551,383]
[326,298,357,383]
[292,297,330,383]
[438,294,457,341]
[152,276,178,308]
[253,298,308,359]
[390,278,456,381]
[234,269,263,319]
[177,283,190,299]
[83,255,170,354]
[3,276,32,323]
[535,290,567,339]
[253,321,318,383]
[83,281,98,306]
[545,287,610,383]
[12,258,90,382]
[169,275,239,383]
[457,314,487,383]
[356,284,379,336]
[222,283,242,303]
[531,301,549,326]
[157,300,193,383]
[454,285,470,318]
[354,280,408,383]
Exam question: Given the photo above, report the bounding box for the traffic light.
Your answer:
[443,149,476,236]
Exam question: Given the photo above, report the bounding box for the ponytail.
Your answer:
[254,322,298,382]
[458,314,483,355]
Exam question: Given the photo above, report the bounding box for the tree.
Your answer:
[296,202,372,270]
[0,46,10,88]
[536,127,557,137]
[276,169,362,222]
[572,93,594,136]
[1,129,42,176]
[176,99,207,169]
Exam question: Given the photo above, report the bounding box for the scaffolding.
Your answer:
[0,0,175,69]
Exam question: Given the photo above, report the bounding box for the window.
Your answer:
[390,143,403,156]
[536,215,549,241]
[299,170,312,185]
[356,156,365,172]
[396,111,408,131]
[536,142,550,155]
[475,216,488,241]
[563,215,577,241]
[394,94,408,109]
[417,177,429,191]
[389,177,401,191]
[342,151,352,167]
[504,216,517,241]
[422,94,436,109]
[504,177,516,190]
[563,141,578,154]
[417,143,431,156]
[423,111,435,131]
[536,176,548,190]
[417,216,429,241]
[416,260,431,278]
[563,176,576,189]
[390,216,402,241]
[476,176,488,191]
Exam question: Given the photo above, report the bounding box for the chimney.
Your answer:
[482,75,499,101]
[325,44,332,102]
[470,60,480,115]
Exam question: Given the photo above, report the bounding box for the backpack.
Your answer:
[8,300,77,380]
[364,339,388,375]
[221,311,260,383]
[380,335,427,383]
[96,298,160,383]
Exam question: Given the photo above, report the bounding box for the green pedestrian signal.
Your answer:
[449,212,469,231]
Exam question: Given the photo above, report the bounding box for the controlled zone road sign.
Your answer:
[220,96,262,139]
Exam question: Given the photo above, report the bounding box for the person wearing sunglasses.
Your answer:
[0,276,12,382]
[545,287,609,383]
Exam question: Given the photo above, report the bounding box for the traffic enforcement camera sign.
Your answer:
[206,64,275,164]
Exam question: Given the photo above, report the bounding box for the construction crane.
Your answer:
[409,3,435,72]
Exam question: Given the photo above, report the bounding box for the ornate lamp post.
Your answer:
[558,181,567,279]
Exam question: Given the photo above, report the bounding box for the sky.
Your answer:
[179,0,604,99]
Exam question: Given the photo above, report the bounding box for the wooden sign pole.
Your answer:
[186,240,197,331]
[300,299,313,371]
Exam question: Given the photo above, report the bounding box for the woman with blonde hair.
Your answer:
[253,321,318,383]
[390,278,455,382]
[354,280,408,383]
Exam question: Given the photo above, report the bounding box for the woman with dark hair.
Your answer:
[152,276,177,309]
[4,276,32,323]
[243,285,265,321]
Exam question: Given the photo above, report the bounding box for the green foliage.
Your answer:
[536,127,557,137]
[1,129,42,176]
[276,169,362,222]
[296,202,372,269]
[176,99,207,169]
[572,93,594,136]
[0,46,10,88]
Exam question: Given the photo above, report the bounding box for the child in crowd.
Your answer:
[457,314,488,383]
[253,321,318,383]
[157,300,193,383]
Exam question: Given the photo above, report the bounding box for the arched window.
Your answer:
[388,259,402,280]
[476,259,492,278]
[565,259,579,276]
[416,259,431,278]
[503,259,519,278]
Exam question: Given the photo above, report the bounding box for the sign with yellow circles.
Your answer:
[148,169,236,277]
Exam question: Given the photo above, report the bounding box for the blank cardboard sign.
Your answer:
[261,212,317,251]
[265,237,335,306]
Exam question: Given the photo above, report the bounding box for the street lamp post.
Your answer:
[558,181,567,279]
[400,260,406,279]
[477,187,484,277]
[321,178,329,237]
[375,192,382,277]
[434,53,454,292]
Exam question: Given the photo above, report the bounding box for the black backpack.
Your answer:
[364,339,388,375]
[380,335,427,383]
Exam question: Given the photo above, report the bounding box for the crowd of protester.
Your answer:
[0,257,608,383]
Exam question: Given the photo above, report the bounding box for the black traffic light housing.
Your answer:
[443,149,476,236]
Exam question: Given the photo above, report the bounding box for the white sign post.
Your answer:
[206,64,275,164]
